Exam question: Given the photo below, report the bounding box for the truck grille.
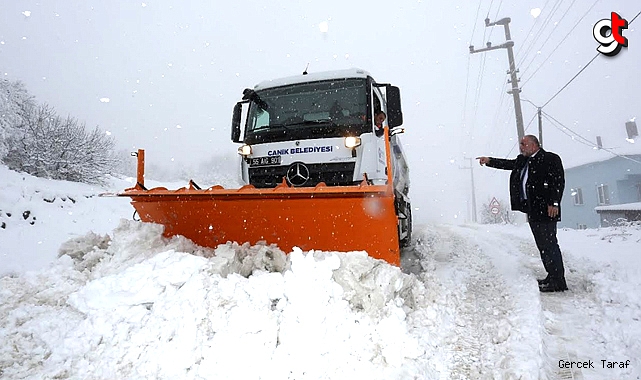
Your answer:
[249,162,356,188]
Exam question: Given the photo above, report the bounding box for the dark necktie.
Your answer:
[521,159,529,182]
[520,159,529,201]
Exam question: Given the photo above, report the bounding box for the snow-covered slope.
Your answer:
[1,165,640,379]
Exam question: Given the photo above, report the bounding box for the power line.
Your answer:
[518,0,565,65]
[521,0,601,87]
[490,99,514,155]
[493,0,504,19]
[466,0,500,154]
[542,113,594,146]
[486,0,504,41]
[515,0,554,60]
[470,0,484,44]
[519,0,579,77]
[541,10,640,108]
[542,54,599,108]
[471,50,489,129]
[516,0,565,68]
[504,112,538,157]
[496,9,641,161]
[462,0,486,149]
[542,112,641,165]
[461,55,472,128]
[529,0,579,67]
[485,0,496,19]
[490,80,510,131]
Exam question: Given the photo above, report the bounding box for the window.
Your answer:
[372,88,383,115]
[572,188,583,205]
[597,184,610,205]
[246,78,368,133]
[251,108,270,130]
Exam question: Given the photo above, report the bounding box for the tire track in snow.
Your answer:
[518,238,639,380]
[411,224,639,379]
[515,240,588,380]
[483,227,639,380]
[414,225,539,379]
[464,227,594,379]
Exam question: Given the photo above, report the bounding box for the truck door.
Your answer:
[372,86,388,184]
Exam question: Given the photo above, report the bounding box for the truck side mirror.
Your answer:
[231,102,243,142]
[390,127,405,136]
[386,85,403,128]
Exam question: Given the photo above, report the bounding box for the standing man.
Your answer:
[477,135,568,292]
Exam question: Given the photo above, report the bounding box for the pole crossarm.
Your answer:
[469,41,512,54]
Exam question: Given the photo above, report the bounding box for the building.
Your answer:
[594,202,641,227]
[561,154,641,228]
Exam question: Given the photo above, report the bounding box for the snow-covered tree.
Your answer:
[4,104,117,185]
[480,197,517,224]
[0,78,34,159]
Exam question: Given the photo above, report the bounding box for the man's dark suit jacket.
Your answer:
[487,148,565,222]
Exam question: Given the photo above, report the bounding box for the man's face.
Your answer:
[375,113,385,127]
[519,137,538,157]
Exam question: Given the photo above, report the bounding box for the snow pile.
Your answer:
[0,165,133,274]
[2,164,641,379]
[1,220,432,379]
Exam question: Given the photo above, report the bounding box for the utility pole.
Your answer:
[523,98,544,147]
[460,158,478,223]
[470,17,525,141]
[537,107,543,147]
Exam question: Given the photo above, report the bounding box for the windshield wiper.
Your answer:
[286,119,337,127]
[252,120,338,133]
[263,123,293,130]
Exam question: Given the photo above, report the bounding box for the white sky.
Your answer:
[1,0,640,226]
[1,164,640,379]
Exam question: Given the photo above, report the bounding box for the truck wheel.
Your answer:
[400,204,412,247]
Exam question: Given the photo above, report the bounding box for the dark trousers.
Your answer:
[528,221,565,280]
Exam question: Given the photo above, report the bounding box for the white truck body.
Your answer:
[231,68,412,245]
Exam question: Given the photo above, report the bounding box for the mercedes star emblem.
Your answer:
[286,162,310,186]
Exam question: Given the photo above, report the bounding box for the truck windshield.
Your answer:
[245,78,368,141]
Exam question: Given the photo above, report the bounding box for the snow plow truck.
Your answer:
[118,68,412,265]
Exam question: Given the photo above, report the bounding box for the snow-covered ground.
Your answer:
[1,165,640,379]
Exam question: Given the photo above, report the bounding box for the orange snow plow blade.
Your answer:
[117,150,401,265]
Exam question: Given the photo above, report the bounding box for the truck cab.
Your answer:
[231,68,412,246]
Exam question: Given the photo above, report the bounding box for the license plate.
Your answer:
[250,156,281,167]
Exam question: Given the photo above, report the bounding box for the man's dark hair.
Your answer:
[525,134,540,147]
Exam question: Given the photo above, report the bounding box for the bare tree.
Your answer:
[4,104,117,185]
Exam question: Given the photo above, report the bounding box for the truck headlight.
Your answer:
[237,144,252,156]
[344,136,361,148]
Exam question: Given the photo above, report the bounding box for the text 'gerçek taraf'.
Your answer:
[559,359,631,369]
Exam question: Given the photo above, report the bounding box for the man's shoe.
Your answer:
[537,275,550,285]
[539,279,568,292]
